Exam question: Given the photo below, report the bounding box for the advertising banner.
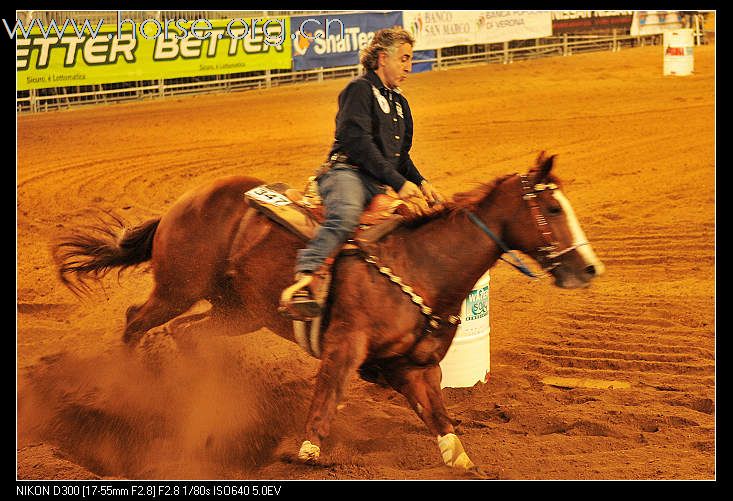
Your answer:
[630,11,684,36]
[291,11,402,70]
[403,10,476,50]
[474,11,552,44]
[16,16,292,90]
[403,10,551,50]
[412,49,436,73]
[551,11,634,34]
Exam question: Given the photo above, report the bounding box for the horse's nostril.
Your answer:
[585,265,596,276]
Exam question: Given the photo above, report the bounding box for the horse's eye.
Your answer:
[548,205,563,215]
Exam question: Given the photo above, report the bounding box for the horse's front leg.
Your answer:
[298,329,369,462]
[382,363,480,473]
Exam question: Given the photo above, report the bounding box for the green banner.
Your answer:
[16,17,292,90]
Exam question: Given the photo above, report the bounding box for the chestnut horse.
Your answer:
[53,152,604,475]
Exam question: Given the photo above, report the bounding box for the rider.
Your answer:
[281,27,444,320]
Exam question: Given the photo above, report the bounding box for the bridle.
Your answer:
[358,172,591,331]
[465,173,590,278]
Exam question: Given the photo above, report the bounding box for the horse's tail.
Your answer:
[53,210,160,296]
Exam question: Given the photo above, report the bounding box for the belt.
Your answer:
[329,153,351,164]
[314,153,353,179]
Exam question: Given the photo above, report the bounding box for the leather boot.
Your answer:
[279,267,331,320]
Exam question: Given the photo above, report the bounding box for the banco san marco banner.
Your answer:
[16,17,292,90]
[403,11,552,50]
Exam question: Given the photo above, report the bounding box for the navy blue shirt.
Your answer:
[329,70,425,193]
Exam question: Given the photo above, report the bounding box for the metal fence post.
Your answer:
[265,69,271,88]
[563,33,569,56]
[612,29,617,52]
[503,41,508,64]
[436,47,441,69]
[29,89,37,113]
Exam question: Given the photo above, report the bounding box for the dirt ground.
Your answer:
[17,43,715,481]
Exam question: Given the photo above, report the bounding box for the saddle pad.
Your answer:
[245,185,293,207]
[245,185,318,241]
[245,184,405,245]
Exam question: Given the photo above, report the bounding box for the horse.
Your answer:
[53,151,604,475]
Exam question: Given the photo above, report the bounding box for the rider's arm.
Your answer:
[397,98,425,187]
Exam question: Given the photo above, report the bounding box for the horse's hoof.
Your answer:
[467,465,495,480]
[452,452,475,470]
[122,329,145,348]
[297,440,320,463]
[122,338,142,353]
[438,433,475,470]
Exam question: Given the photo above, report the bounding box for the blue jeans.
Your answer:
[295,164,383,274]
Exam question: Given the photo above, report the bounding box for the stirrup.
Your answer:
[279,274,322,320]
[288,290,322,318]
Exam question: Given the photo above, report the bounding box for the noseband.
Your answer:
[465,173,589,278]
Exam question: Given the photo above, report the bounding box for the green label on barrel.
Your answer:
[465,285,489,322]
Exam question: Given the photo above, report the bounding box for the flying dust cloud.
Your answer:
[18,331,310,479]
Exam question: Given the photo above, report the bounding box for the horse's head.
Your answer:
[502,152,605,288]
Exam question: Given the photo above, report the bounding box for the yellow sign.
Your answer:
[16,17,292,90]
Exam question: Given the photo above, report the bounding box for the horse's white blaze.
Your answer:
[553,190,605,275]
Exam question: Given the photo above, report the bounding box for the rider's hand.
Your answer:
[398,180,424,201]
[420,180,445,205]
[398,181,429,215]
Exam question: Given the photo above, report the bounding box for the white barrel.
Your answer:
[663,29,694,76]
[440,270,490,388]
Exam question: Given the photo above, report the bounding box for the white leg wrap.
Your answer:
[437,433,475,470]
[298,440,321,462]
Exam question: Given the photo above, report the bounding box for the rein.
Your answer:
[463,210,538,279]
[465,173,589,279]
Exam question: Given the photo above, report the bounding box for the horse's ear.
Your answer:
[535,150,547,166]
[530,153,556,184]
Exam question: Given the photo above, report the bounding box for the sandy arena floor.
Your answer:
[17,43,715,480]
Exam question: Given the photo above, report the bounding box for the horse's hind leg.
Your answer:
[123,288,196,346]
[382,363,481,474]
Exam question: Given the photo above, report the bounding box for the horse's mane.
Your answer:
[402,173,516,227]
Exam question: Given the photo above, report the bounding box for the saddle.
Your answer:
[243,174,430,359]
[244,177,415,247]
